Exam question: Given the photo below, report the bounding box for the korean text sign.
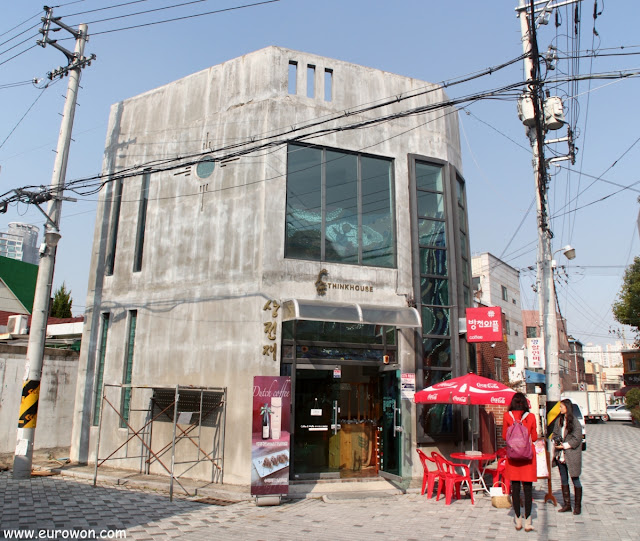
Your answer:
[465,307,503,342]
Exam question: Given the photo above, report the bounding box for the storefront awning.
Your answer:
[282,299,421,328]
[525,369,545,384]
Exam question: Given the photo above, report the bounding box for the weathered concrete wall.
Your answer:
[72,46,464,484]
[0,345,78,453]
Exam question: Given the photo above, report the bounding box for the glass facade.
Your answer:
[285,144,395,268]
[415,160,470,443]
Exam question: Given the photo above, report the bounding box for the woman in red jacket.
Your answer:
[502,392,538,532]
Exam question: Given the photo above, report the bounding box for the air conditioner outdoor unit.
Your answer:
[7,314,28,334]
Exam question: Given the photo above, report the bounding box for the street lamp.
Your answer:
[552,245,576,267]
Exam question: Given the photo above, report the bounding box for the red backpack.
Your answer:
[505,411,533,460]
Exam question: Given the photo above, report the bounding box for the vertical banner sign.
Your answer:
[527,337,545,369]
[465,307,503,342]
[251,376,291,496]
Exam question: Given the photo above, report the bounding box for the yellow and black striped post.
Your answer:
[18,380,40,429]
[546,399,561,439]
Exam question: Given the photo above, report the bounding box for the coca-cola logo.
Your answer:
[453,396,468,403]
[476,383,500,389]
[427,394,438,400]
[436,382,458,388]
[490,397,506,404]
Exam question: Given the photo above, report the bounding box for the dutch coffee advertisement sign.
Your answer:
[251,376,291,496]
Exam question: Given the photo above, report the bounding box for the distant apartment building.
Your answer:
[471,252,524,353]
[582,341,628,368]
[0,223,39,265]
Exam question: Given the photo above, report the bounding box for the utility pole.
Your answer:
[13,8,93,479]
[515,0,581,437]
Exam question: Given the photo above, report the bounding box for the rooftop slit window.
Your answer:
[324,68,333,101]
[288,61,297,94]
[307,65,315,98]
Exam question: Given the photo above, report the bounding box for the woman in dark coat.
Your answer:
[553,398,583,514]
[503,392,538,532]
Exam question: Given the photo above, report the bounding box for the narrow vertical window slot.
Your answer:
[120,310,137,428]
[307,65,316,98]
[288,61,297,94]
[92,313,110,426]
[105,179,123,275]
[324,69,333,102]
[133,172,150,272]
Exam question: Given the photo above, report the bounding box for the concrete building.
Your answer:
[0,223,39,265]
[471,252,524,353]
[71,47,473,487]
[522,309,574,392]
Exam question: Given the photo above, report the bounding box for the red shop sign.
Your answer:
[465,307,503,342]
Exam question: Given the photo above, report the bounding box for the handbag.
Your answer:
[490,482,511,509]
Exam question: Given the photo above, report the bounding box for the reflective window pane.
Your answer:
[417,191,444,219]
[416,162,443,192]
[325,151,358,263]
[361,156,394,267]
[422,306,450,336]
[460,231,468,258]
[458,205,466,231]
[420,277,449,306]
[419,402,454,436]
[420,247,448,276]
[423,338,451,368]
[286,146,322,259]
[418,219,446,247]
[456,177,465,207]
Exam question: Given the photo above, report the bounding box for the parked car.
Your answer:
[606,404,632,421]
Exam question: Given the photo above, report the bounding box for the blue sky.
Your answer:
[1,0,639,346]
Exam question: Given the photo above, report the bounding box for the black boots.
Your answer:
[558,485,572,513]
[573,487,582,515]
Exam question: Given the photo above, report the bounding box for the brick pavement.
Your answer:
[1,421,639,541]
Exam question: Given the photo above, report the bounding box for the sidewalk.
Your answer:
[1,423,639,540]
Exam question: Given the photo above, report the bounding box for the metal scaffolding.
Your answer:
[93,384,227,500]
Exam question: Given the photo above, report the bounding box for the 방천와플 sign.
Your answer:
[465,307,503,342]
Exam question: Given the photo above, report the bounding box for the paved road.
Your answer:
[1,421,639,540]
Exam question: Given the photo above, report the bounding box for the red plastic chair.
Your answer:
[416,449,440,498]
[432,452,475,505]
[484,457,509,494]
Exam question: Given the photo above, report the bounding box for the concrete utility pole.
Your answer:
[13,10,90,479]
[515,0,581,434]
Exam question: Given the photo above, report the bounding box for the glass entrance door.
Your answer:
[380,370,401,477]
[293,368,340,478]
[293,364,389,479]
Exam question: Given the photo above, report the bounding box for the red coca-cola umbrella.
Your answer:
[414,372,516,406]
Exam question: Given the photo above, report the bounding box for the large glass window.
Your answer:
[286,144,395,267]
